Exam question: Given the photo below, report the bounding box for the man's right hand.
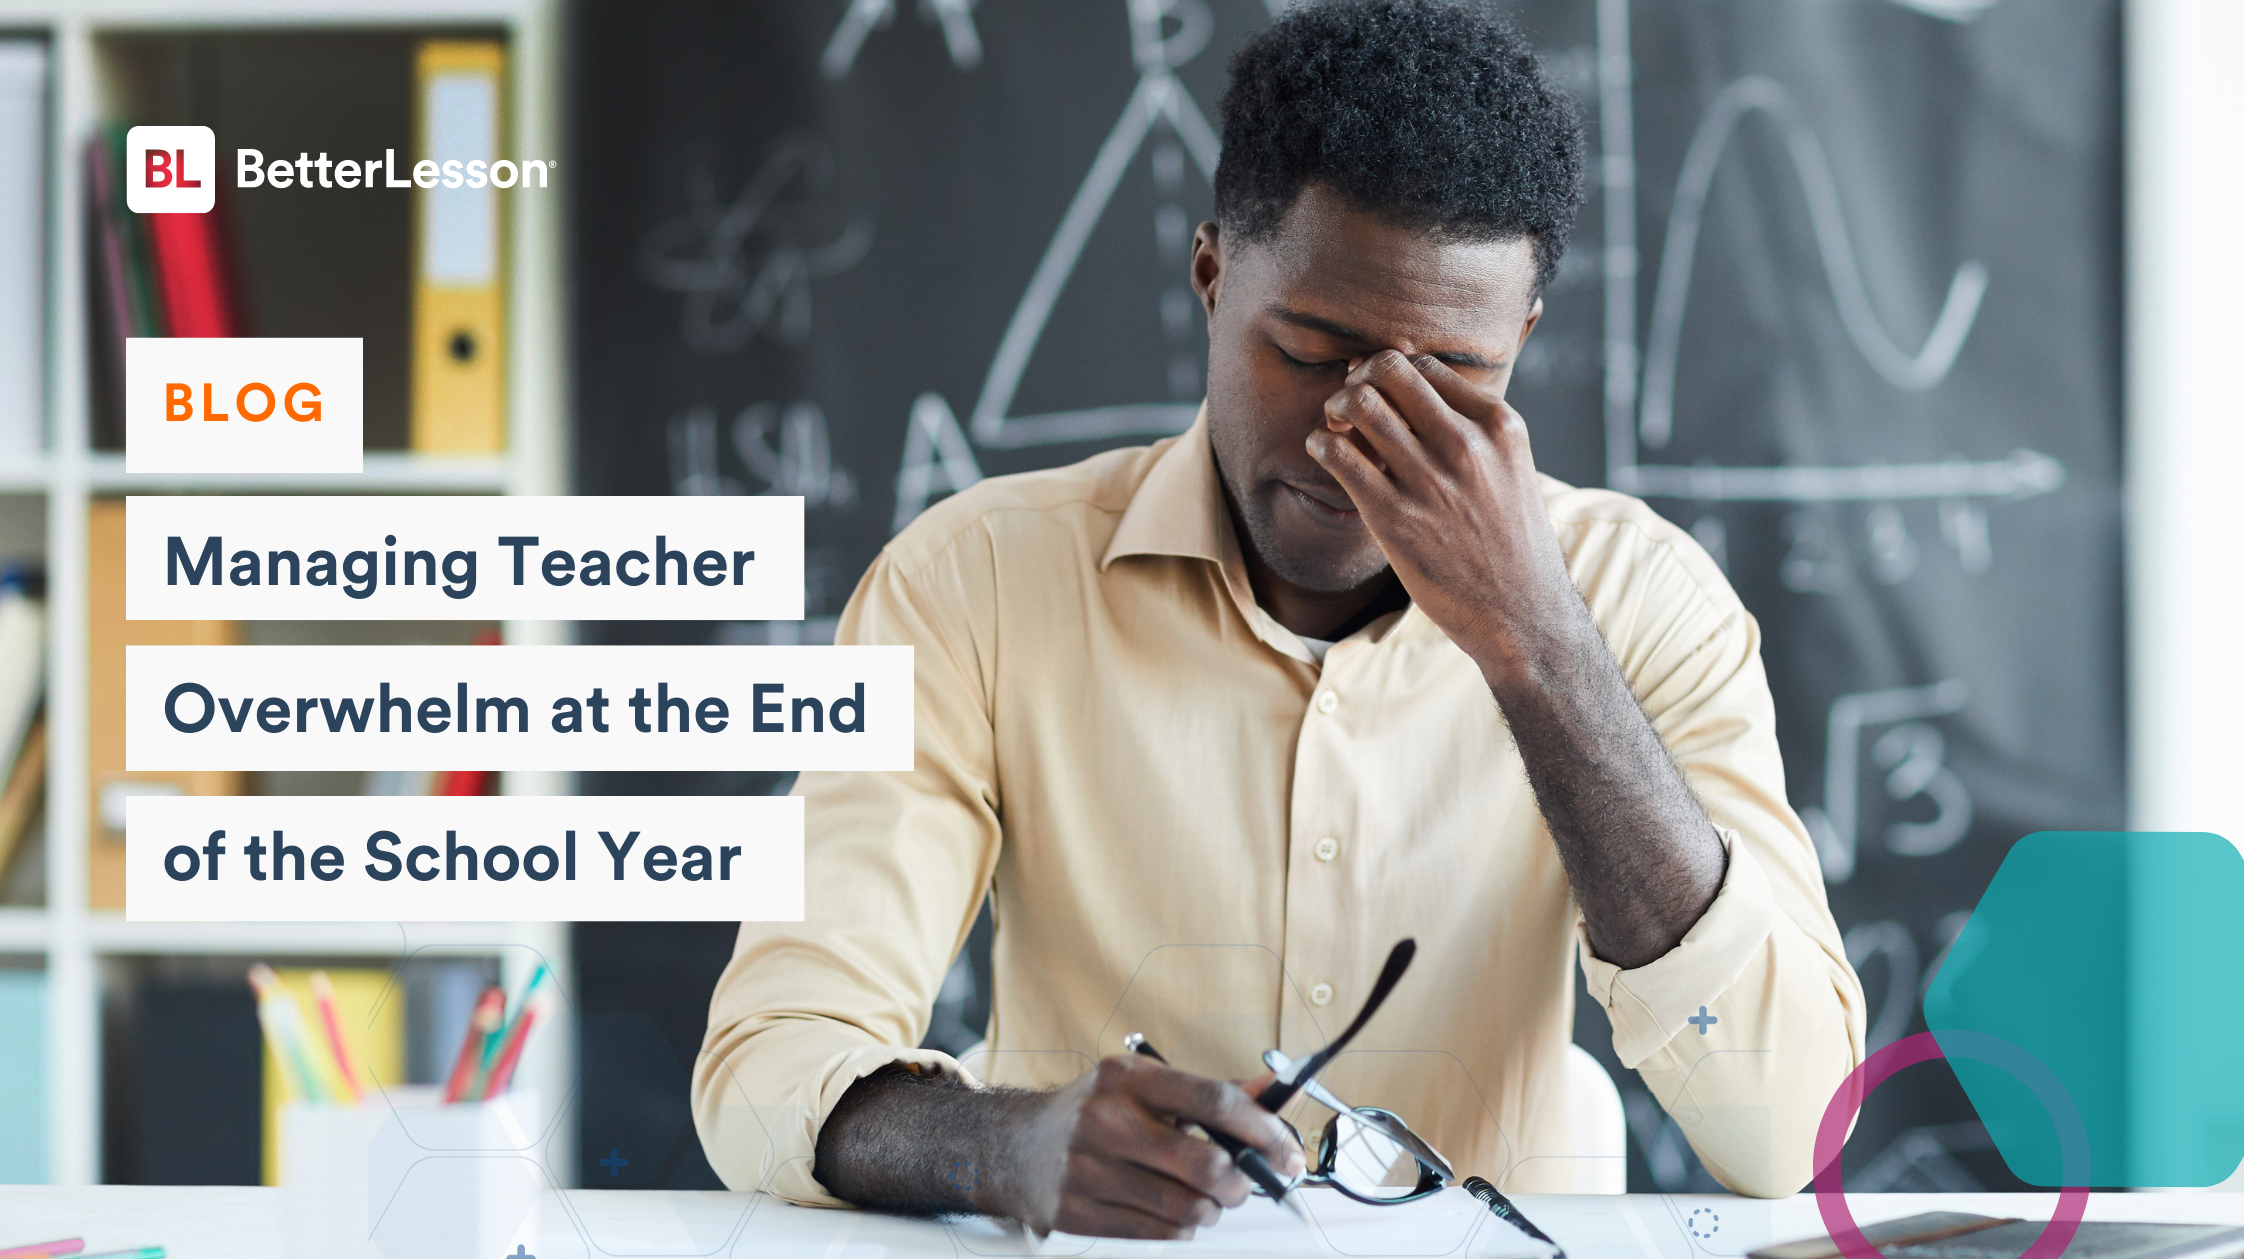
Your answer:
[813,1053,1304,1240]
[993,1053,1306,1239]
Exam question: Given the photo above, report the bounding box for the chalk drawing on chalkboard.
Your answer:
[668,406,743,497]
[1590,3,2062,539]
[1850,1121,1995,1192]
[637,132,874,354]
[734,401,859,508]
[1844,919,1921,1052]
[1622,451,2064,506]
[949,0,1222,450]
[1799,678,1970,884]
[822,0,984,80]
[894,393,986,531]
[1638,76,1988,448]
[1886,0,2002,20]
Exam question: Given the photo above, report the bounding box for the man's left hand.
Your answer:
[1308,348,1728,969]
[1305,349,1587,685]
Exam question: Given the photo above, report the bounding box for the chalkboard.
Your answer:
[571,0,2122,1194]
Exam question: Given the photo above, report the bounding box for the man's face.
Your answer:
[1193,184,1545,594]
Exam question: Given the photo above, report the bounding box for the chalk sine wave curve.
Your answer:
[1640,75,1988,449]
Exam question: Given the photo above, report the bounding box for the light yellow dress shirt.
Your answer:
[695,412,1865,1204]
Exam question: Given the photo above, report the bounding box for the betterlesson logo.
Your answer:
[237,148,555,191]
[125,125,217,214]
[122,123,555,207]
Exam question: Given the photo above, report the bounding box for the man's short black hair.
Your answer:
[1214,0,1586,297]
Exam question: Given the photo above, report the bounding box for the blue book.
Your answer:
[0,967,45,1183]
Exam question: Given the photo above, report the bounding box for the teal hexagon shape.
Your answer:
[1923,831,2244,1187]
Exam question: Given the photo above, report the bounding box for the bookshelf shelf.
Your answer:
[0,909,558,958]
[0,907,48,951]
[82,914,553,956]
[0,2,525,26]
[0,461,49,494]
[4,0,575,1189]
[84,452,514,493]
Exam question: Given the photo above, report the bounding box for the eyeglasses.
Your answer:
[1270,1101,1452,1206]
[1123,942,1454,1212]
[1257,1036,1454,1207]
[1234,940,1455,1207]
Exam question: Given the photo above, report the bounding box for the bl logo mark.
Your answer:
[125,125,216,215]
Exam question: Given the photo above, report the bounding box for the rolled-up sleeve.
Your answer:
[1579,542,1867,1198]
[692,527,1001,1206]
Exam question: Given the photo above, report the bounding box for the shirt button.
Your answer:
[1313,837,1339,862]
[1315,691,1339,714]
[1309,982,1335,1007]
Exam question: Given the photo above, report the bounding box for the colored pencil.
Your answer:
[475,1005,538,1099]
[74,1249,165,1259]
[502,963,550,1042]
[271,973,332,1103]
[309,971,365,1104]
[469,963,550,1100]
[247,964,328,1105]
[443,985,506,1103]
[0,1240,83,1259]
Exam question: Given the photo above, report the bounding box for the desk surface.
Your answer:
[3,1186,2241,1258]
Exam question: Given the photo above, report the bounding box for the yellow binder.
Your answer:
[86,499,240,910]
[409,40,508,453]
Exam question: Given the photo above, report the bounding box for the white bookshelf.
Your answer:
[0,0,574,1188]
[82,452,515,493]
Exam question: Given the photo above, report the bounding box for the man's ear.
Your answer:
[1516,296,1544,348]
[1191,221,1223,318]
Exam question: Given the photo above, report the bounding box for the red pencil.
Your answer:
[443,986,506,1103]
[0,1240,83,1259]
[475,1006,538,1099]
[310,970,364,1104]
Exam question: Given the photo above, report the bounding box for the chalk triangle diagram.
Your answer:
[971,68,1220,450]
[894,65,1222,528]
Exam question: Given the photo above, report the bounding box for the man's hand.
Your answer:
[813,1055,1303,1241]
[1304,349,1589,687]
[1304,347,1728,970]
[1004,1054,1303,1238]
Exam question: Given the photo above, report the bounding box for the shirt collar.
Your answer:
[1101,406,1421,665]
[1101,404,1229,571]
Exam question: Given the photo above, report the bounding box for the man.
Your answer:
[695,0,1864,1238]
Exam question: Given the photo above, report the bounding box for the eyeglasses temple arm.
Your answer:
[1255,937,1416,1112]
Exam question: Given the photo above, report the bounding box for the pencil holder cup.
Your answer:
[282,1085,544,1259]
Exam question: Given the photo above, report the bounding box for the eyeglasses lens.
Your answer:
[1322,1111,1427,1201]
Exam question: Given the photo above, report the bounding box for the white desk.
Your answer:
[2,1186,2240,1258]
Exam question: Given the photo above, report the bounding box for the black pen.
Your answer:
[1463,1175,1565,1258]
[1123,1033,1308,1222]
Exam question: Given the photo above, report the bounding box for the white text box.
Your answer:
[127,496,805,620]
[127,645,912,772]
[127,338,363,473]
[126,795,803,922]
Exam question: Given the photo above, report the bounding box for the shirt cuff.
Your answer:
[1577,828,1780,1067]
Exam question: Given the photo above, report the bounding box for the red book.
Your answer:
[85,138,134,350]
[431,629,505,796]
[433,769,496,796]
[83,137,135,444]
[142,210,239,337]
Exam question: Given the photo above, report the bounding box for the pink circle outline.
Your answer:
[1813,1032,2089,1259]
